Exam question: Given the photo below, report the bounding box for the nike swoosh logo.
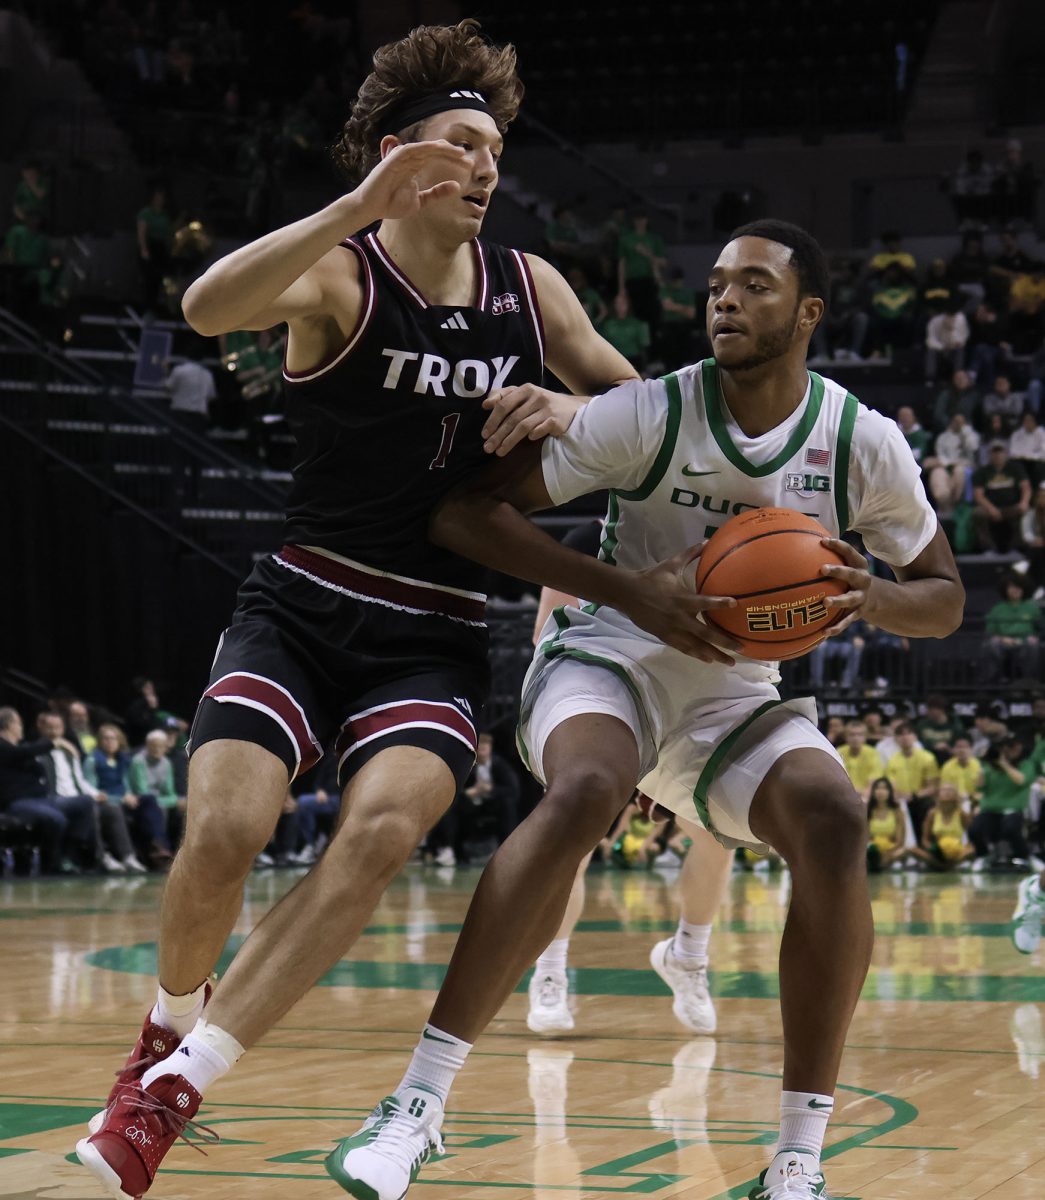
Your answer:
[681,466,719,477]
[807,1099,832,1109]
[422,1029,455,1044]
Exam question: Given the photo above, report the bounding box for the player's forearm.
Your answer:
[432,493,636,611]
[861,576,964,638]
[182,193,374,335]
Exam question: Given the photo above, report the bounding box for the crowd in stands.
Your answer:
[0,681,529,878]
[4,675,1041,882]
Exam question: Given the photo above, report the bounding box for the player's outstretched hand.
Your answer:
[481,385,587,455]
[621,544,741,664]
[355,140,468,222]
[819,537,870,635]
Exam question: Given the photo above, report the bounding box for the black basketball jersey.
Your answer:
[280,231,545,591]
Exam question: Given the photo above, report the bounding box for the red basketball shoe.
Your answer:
[76,1075,217,1199]
[88,982,213,1135]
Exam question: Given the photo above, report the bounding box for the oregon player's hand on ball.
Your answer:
[818,538,871,635]
[623,544,741,665]
[481,385,588,456]
[355,139,469,222]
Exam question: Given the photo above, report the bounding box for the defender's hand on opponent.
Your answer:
[820,538,870,634]
[619,544,741,665]
[481,384,587,455]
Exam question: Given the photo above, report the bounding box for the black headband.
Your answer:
[377,89,493,139]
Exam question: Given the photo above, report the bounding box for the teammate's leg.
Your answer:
[527,851,593,1033]
[327,712,639,1200]
[747,747,871,1197]
[1012,866,1045,954]
[650,819,732,1035]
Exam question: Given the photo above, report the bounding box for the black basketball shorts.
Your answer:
[188,545,490,788]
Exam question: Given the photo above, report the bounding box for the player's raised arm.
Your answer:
[182,140,468,336]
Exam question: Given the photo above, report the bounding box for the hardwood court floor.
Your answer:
[1,864,1043,1199]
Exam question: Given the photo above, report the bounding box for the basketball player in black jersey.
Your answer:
[76,22,636,1199]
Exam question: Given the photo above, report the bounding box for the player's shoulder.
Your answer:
[814,371,906,455]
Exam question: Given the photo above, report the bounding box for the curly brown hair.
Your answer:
[332,20,523,182]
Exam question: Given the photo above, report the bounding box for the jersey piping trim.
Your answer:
[282,241,375,383]
[203,671,323,777]
[474,238,490,310]
[335,699,478,771]
[366,231,428,308]
[338,722,476,773]
[690,699,784,832]
[833,392,858,533]
[364,232,490,311]
[701,360,826,478]
[288,544,487,599]
[617,373,683,502]
[274,547,487,626]
[511,250,546,364]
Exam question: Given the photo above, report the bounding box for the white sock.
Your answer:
[535,938,569,975]
[153,979,209,1039]
[776,1090,833,1163]
[141,1018,244,1094]
[672,920,712,963]
[396,1023,472,1105]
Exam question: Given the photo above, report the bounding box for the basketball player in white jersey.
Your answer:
[336,220,964,1200]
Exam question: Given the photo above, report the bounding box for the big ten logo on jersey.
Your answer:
[785,471,831,496]
[491,292,520,315]
[381,349,520,398]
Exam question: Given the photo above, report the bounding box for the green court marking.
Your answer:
[0,1101,99,1140]
[23,1066,920,1197]
[82,942,1045,1003]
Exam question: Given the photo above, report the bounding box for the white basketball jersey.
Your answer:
[542,359,936,574]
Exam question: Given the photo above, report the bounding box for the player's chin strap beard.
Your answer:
[377,89,495,139]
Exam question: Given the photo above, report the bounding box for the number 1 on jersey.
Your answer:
[429,412,461,470]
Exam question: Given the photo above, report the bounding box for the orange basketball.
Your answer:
[694,508,849,661]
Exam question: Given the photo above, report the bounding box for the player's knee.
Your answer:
[759,760,865,868]
[179,796,274,885]
[337,807,425,880]
[542,766,633,846]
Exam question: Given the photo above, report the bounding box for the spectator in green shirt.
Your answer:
[128,730,181,860]
[867,262,918,353]
[895,405,932,467]
[566,267,607,327]
[545,204,580,270]
[617,209,665,335]
[657,265,697,371]
[916,694,966,764]
[984,576,1041,682]
[3,211,57,315]
[972,441,1031,552]
[968,738,1040,867]
[137,185,173,310]
[12,160,49,222]
[599,291,650,371]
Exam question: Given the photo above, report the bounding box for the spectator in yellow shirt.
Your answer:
[940,736,984,804]
[886,722,940,840]
[839,721,885,799]
[868,230,917,279]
